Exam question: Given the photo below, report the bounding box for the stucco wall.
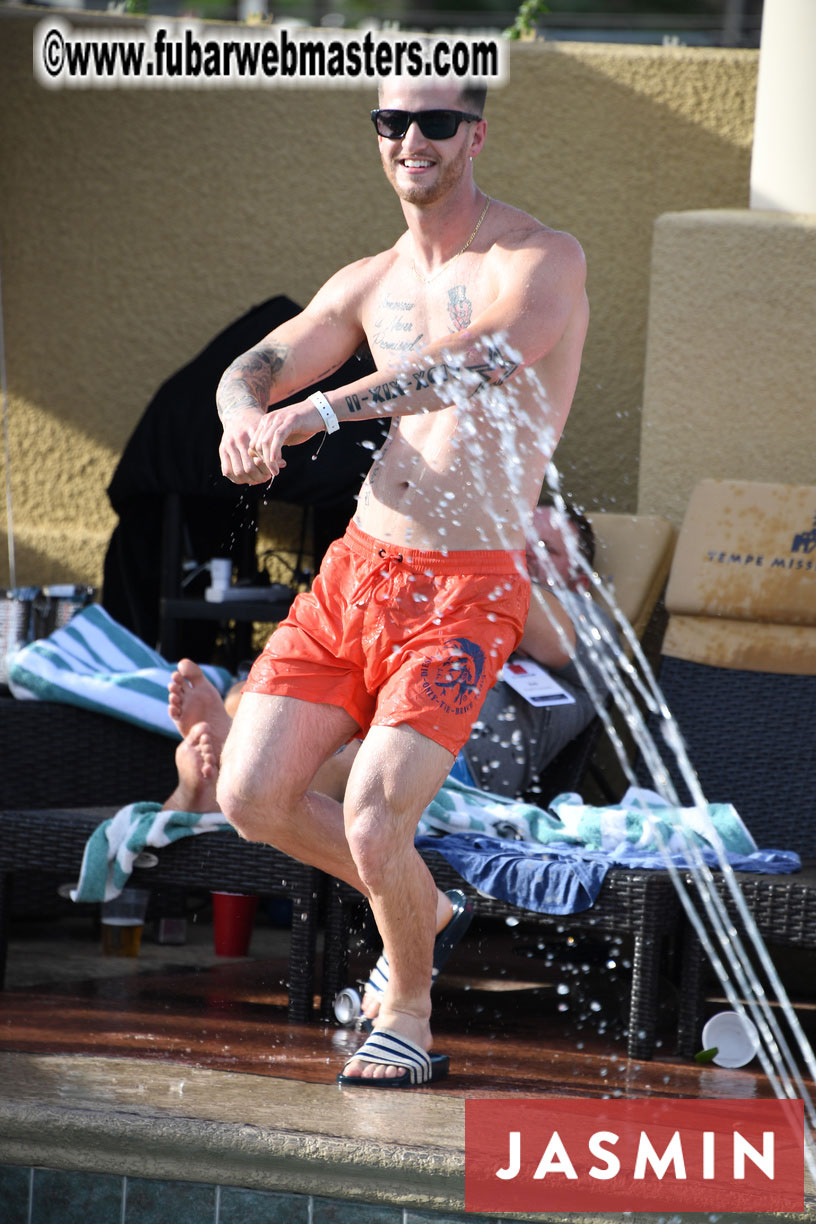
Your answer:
[639,209,816,525]
[0,9,757,587]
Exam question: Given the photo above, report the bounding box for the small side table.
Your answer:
[159,591,294,669]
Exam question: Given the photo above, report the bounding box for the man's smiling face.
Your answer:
[375,81,485,207]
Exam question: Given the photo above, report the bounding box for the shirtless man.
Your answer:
[214,75,589,1087]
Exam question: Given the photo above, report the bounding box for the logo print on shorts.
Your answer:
[420,637,485,715]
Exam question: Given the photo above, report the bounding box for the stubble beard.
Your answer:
[384,141,471,208]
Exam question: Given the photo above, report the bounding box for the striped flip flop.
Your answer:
[337,1028,449,1088]
[357,888,473,1029]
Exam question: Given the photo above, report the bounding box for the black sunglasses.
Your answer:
[370,108,482,141]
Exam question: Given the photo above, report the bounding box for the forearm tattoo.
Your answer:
[217,342,289,422]
[344,342,520,415]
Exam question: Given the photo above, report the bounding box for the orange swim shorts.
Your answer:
[243,520,530,756]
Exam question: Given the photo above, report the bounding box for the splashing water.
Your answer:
[416,339,816,1175]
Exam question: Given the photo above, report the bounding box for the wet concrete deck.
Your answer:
[0,907,814,1221]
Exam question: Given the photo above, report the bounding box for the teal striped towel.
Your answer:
[71,801,232,902]
[8,604,232,739]
[417,780,758,857]
[418,776,543,841]
[538,787,757,856]
[79,783,539,904]
[71,783,762,905]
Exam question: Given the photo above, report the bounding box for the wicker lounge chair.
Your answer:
[637,479,816,1056]
[0,698,321,1021]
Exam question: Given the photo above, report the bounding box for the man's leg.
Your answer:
[168,658,360,802]
[359,886,456,1023]
[218,697,454,1079]
[216,692,368,891]
[340,723,455,1080]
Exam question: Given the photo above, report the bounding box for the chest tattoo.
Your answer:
[371,295,425,354]
[447,284,473,331]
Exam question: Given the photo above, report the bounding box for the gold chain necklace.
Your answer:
[410,196,491,284]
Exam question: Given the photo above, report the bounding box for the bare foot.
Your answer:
[168,659,233,743]
[341,1007,433,1081]
[360,890,453,1022]
[163,722,220,813]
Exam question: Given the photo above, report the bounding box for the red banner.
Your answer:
[465,1098,804,1213]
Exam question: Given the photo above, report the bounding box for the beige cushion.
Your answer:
[663,479,816,673]
[665,478,816,623]
[587,512,676,639]
[663,616,816,675]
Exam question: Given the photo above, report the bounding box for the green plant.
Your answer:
[504,0,548,39]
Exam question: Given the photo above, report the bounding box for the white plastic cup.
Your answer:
[209,558,232,592]
[333,987,362,1026]
[100,887,150,957]
[702,1010,761,1068]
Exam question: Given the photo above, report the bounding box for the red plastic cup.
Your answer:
[211,891,258,957]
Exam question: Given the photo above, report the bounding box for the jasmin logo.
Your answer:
[497,1124,773,1180]
[465,1099,804,1212]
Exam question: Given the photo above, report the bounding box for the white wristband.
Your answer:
[309,390,340,434]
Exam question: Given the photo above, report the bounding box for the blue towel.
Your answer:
[415,784,801,914]
[418,833,801,915]
[417,832,612,914]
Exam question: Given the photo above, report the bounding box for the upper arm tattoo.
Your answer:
[217,342,290,422]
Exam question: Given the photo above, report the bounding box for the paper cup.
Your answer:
[333,987,362,1026]
[211,891,258,957]
[209,558,232,591]
[702,1010,761,1068]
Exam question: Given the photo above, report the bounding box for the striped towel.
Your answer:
[536,787,759,857]
[418,780,760,858]
[7,604,232,739]
[71,801,231,901]
[72,783,797,907]
[417,775,543,841]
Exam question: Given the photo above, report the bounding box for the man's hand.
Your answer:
[218,407,275,485]
[245,400,325,479]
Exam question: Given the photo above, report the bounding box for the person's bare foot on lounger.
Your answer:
[163,721,220,813]
[168,659,233,743]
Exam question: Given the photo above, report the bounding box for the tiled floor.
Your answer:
[0,1167,469,1224]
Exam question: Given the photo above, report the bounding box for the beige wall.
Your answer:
[0,10,758,587]
[639,209,816,525]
